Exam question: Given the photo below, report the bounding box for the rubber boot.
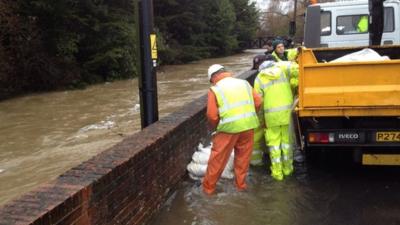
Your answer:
[269,147,283,181]
[251,148,264,166]
[282,146,293,176]
[251,126,266,166]
[270,162,284,181]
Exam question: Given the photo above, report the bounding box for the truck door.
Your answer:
[381,4,400,45]
[381,6,400,45]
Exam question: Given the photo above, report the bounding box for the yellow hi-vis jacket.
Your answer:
[357,16,368,33]
[211,77,259,133]
[254,66,293,127]
[275,61,299,91]
[272,51,288,62]
[272,48,298,62]
[287,48,299,61]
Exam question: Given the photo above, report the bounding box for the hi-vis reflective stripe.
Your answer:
[213,82,253,113]
[271,157,281,163]
[255,76,262,87]
[283,155,292,161]
[212,85,228,106]
[265,104,292,113]
[287,63,291,77]
[281,143,291,149]
[219,100,252,113]
[259,72,288,90]
[252,149,263,155]
[269,145,280,152]
[219,112,257,125]
[252,159,263,165]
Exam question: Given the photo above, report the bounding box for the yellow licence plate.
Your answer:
[376,132,400,142]
[363,154,400,165]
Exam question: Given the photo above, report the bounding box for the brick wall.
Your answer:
[0,70,256,225]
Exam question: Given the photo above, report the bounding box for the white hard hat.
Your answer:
[208,64,225,81]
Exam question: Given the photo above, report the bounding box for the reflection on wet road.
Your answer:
[150,151,400,225]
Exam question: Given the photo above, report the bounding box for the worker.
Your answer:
[250,55,274,166]
[254,61,294,181]
[203,64,261,195]
[259,59,299,93]
[270,39,298,62]
[271,39,288,62]
[357,15,368,33]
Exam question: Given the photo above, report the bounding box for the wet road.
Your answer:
[150,151,400,225]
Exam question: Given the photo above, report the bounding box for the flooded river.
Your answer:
[0,50,259,205]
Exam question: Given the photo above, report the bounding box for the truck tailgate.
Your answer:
[298,48,400,116]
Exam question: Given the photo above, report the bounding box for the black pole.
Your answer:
[369,0,384,46]
[289,0,297,37]
[138,0,158,128]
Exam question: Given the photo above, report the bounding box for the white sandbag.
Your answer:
[188,173,202,181]
[225,154,234,171]
[187,162,207,177]
[196,146,234,170]
[192,151,210,165]
[187,157,234,179]
[188,143,236,180]
[221,169,234,179]
[330,48,390,63]
[198,143,211,154]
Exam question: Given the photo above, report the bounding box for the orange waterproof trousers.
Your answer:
[203,129,254,195]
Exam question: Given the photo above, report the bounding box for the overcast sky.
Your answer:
[253,0,268,10]
[252,0,291,12]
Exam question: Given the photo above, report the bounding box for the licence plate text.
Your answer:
[376,132,400,142]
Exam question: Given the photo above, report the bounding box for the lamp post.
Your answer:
[289,0,298,37]
[138,0,158,128]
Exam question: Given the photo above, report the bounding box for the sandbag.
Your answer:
[186,162,234,179]
[331,48,390,62]
[192,151,210,164]
[187,143,235,180]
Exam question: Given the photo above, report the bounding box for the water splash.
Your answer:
[79,117,116,133]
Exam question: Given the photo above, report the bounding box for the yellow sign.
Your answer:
[376,132,400,142]
[150,34,157,60]
[362,154,400,166]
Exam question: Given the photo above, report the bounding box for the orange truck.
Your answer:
[294,45,400,165]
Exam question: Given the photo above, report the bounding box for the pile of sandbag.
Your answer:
[330,48,390,62]
[187,143,234,180]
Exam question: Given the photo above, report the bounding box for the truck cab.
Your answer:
[304,0,400,47]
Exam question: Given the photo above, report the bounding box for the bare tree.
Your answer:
[258,0,334,43]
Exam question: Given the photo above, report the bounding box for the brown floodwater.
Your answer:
[150,151,400,225]
[0,50,261,205]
